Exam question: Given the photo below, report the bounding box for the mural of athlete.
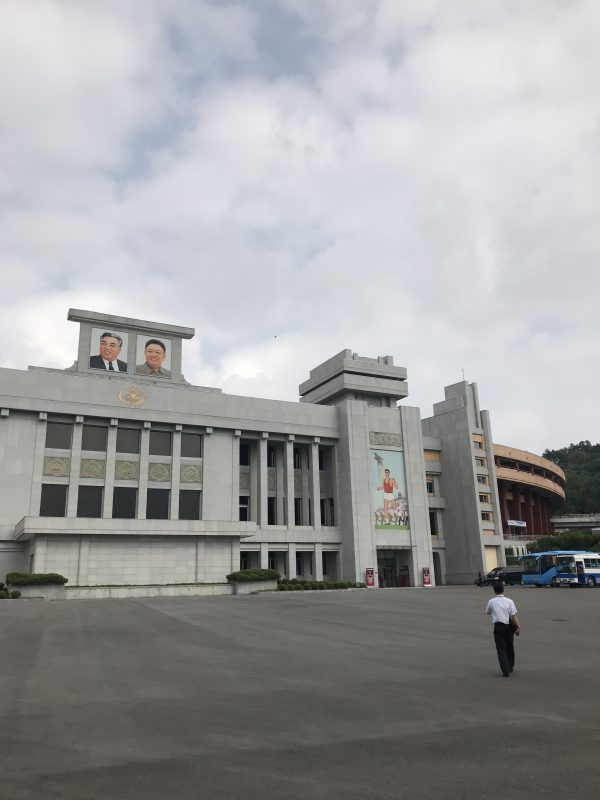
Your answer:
[378,468,399,514]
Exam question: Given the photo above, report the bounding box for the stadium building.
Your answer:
[0,309,561,596]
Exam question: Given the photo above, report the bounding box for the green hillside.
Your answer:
[543,441,600,514]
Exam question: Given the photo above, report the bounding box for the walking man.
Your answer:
[485,581,521,677]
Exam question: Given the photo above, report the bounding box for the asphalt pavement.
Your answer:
[1,585,599,799]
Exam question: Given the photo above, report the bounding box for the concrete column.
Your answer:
[30,416,48,516]
[301,447,310,525]
[285,438,295,528]
[66,422,84,517]
[276,445,285,524]
[34,536,47,573]
[249,442,259,523]
[315,542,323,580]
[258,436,268,527]
[288,542,297,579]
[310,441,322,531]
[230,538,241,574]
[231,433,241,521]
[170,428,182,519]
[260,542,269,569]
[138,425,150,519]
[103,423,118,518]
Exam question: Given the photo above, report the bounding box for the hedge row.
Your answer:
[278,579,366,591]
[6,572,68,586]
[0,583,21,599]
[226,568,281,583]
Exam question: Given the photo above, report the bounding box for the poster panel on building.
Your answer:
[135,335,172,378]
[370,449,410,530]
[89,328,128,373]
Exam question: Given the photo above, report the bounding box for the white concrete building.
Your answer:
[0,309,509,593]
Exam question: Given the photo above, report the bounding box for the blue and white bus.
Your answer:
[520,551,591,587]
[556,553,600,587]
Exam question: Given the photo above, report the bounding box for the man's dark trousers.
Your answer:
[493,622,515,675]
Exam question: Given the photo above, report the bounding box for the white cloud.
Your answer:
[0,0,599,454]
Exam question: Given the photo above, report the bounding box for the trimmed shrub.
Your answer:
[225,568,281,583]
[6,572,68,586]
[9,590,21,599]
[0,590,8,599]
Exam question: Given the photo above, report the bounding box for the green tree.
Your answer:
[543,441,600,513]
[527,529,600,553]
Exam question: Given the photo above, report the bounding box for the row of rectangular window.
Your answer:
[40,484,201,520]
[46,422,202,457]
[238,496,335,526]
[240,443,332,469]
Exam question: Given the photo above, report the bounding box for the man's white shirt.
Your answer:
[102,359,120,371]
[485,595,517,624]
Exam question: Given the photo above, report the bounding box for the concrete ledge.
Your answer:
[231,579,278,595]
[9,584,67,600]
[66,583,233,600]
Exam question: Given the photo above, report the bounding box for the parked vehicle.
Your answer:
[474,566,523,587]
[556,553,600,587]
[520,550,590,587]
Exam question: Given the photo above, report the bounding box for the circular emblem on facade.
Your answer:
[43,456,69,477]
[80,459,105,478]
[149,463,171,482]
[115,461,138,480]
[181,464,202,484]
[118,385,147,407]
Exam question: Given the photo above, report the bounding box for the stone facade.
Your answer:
[0,310,512,591]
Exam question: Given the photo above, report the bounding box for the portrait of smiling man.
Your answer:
[136,338,171,378]
[89,331,127,372]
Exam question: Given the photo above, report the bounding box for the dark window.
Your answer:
[240,552,249,570]
[294,497,303,525]
[293,447,301,469]
[318,448,325,470]
[320,498,335,526]
[82,424,107,452]
[239,496,249,522]
[147,488,170,519]
[40,484,68,517]
[267,446,275,468]
[240,443,250,466]
[77,486,103,518]
[149,430,172,456]
[426,478,434,495]
[267,496,276,525]
[116,427,140,454]
[181,432,202,458]
[112,487,137,518]
[45,422,73,449]
[179,490,201,520]
[429,510,438,536]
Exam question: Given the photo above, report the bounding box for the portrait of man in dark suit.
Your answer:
[89,331,127,372]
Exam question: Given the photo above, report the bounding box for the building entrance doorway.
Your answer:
[377,549,411,587]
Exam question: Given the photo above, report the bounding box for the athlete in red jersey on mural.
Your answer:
[378,468,399,513]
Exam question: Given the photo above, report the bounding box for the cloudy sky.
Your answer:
[1,0,598,454]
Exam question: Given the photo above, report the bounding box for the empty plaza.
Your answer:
[1,586,599,799]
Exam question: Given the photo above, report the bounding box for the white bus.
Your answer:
[556,553,600,587]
